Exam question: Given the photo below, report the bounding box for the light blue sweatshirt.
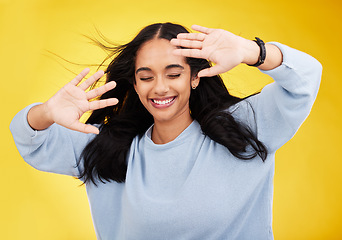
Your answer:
[10,43,322,240]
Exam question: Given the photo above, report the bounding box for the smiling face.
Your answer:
[134,38,199,126]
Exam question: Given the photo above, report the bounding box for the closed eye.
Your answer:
[168,74,181,79]
[140,77,153,81]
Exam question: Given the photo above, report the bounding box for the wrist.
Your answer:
[27,103,54,131]
[257,43,283,70]
[42,101,55,125]
[241,39,260,66]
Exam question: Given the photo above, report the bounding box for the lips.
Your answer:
[150,96,176,108]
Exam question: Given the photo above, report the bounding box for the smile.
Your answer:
[150,96,176,108]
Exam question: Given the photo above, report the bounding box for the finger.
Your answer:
[89,98,119,110]
[170,39,203,49]
[173,48,206,59]
[70,122,100,134]
[78,70,105,91]
[197,65,226,77]
[191,25,213,34]
[70,68,90,86]
[86,81,117,100]
[176,32,206,41]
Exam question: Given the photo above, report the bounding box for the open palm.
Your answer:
[45,68,118,134]
[171,25,249,77]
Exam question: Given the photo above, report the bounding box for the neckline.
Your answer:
[144,120,200,149]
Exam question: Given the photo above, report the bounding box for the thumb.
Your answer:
[69,122,100,134]
[198,65,225,77]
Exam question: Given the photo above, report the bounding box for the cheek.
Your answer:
[134,82,145,96]
[134,83,150,104]
[135,90,150,111]
[176,78,192,94]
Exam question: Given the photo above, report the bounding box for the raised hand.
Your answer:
[28,68,118,134]
[170,25,259,77]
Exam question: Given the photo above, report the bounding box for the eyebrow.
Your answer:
[165,64,184,70]
[136,64,184,74]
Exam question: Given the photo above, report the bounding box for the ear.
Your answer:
[191,75,200,89]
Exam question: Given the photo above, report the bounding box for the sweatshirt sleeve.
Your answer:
[9,103,96,177]
[233,42,322,153]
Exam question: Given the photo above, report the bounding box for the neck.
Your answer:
[151,115,193,144]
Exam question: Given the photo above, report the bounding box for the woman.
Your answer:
[10,23,322,239]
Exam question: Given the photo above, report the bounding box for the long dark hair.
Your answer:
[79,22,267,184]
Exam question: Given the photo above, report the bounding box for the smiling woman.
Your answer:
[10,22,322,239]
[134,39,199,143]
[80,23,268,185]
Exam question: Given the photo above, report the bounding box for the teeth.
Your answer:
[153,97,174,105]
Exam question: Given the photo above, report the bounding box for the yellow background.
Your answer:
[1,0,341,239]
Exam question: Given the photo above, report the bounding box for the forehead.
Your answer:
[135,38,187,70]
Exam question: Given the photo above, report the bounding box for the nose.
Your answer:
[154,76,169,95]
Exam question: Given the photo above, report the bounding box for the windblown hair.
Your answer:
[79,22,267,184]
